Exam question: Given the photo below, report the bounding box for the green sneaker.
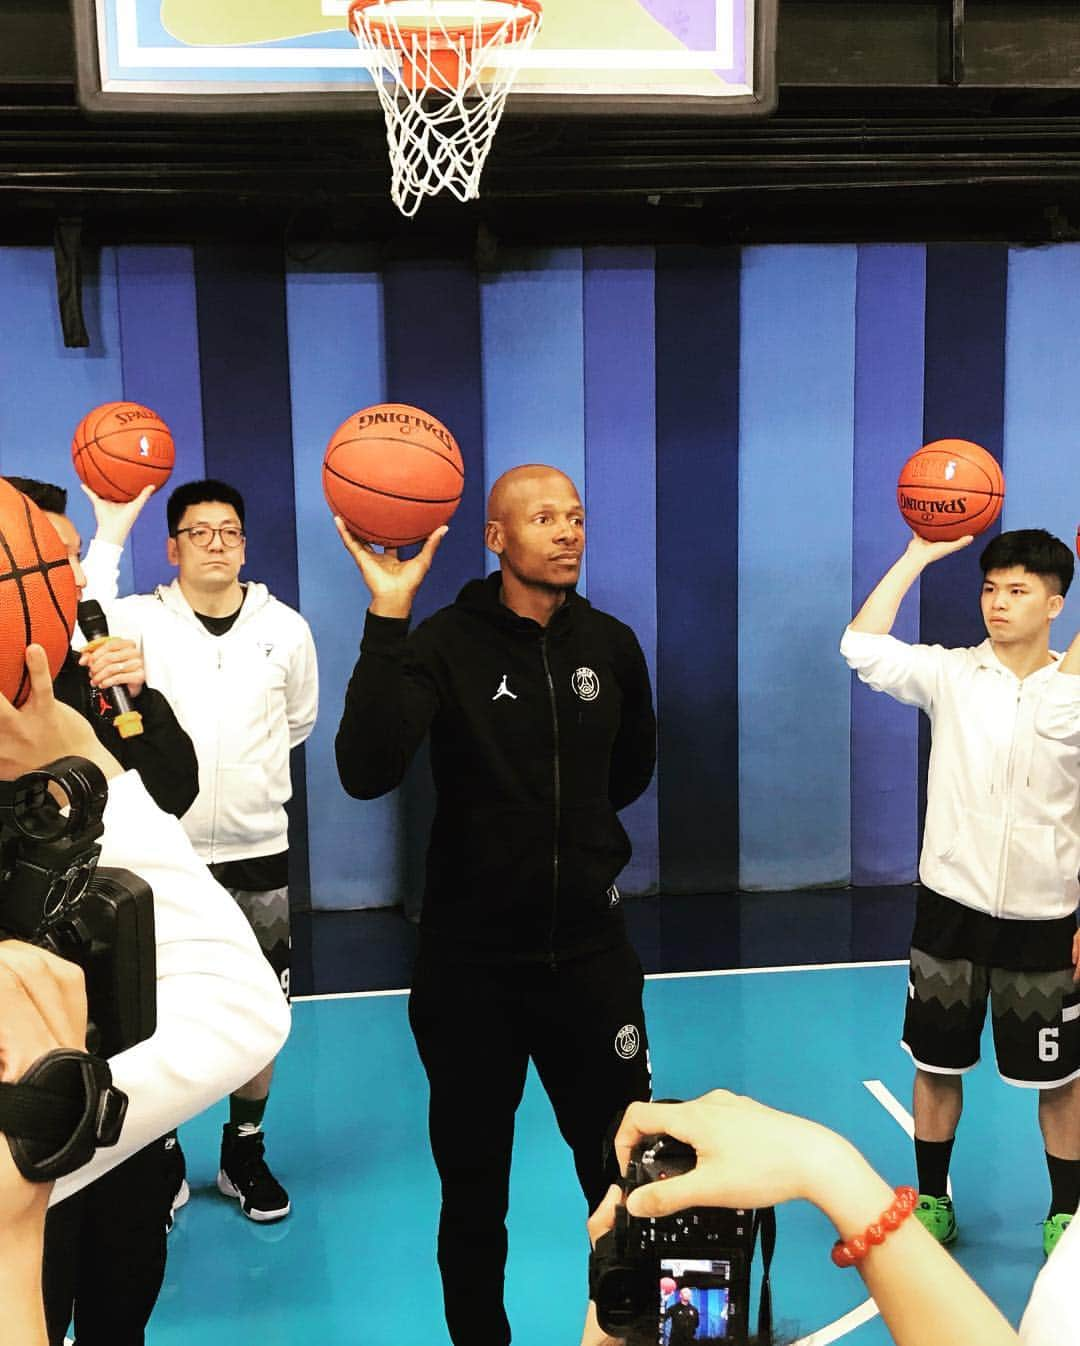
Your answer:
[1042,1213,1072,1258]
[914,1194,958,1246]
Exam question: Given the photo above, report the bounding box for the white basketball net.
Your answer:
[349,1,543,218]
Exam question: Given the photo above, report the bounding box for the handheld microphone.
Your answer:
[77,600,144,739]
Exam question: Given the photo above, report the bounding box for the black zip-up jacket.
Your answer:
[53,650,199,820]
[336,574,657,962]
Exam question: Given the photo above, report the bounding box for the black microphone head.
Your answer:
[76,599,109,640]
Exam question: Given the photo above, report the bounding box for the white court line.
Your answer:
[791,1298,882,1346]
[293,958,908,1002]
[864,1078,915,1139]
[647,959,906,982]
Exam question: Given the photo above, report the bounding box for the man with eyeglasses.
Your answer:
[82,478,318,1226]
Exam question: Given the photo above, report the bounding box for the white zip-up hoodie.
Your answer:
[84,539,318,865]
[841,627,1080,920]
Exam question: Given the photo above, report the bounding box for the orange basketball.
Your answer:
[323,403,464,547]
[897,439,1004,542]
[72,401,175,503]
[0,478,78,706]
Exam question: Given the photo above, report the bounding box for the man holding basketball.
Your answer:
[334,465,656,1346]
[81,479,318,1224]
[842,528,1080,1256]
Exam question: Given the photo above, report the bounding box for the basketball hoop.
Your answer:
[348,0,543,217]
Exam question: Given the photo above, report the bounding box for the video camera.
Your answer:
[0,755,156,1058]
[590,1124,775,1346]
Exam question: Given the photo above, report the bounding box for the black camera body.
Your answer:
[0,756,156,1058]
[591,1130,766,1346]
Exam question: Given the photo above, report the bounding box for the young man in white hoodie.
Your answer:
[841,527,1080,1258]
[83,479,318,1223]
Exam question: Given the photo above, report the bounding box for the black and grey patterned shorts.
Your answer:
[209,857,291,1002]
[903,947,1080,1088]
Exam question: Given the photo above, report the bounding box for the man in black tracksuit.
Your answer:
[334,464,656,1346]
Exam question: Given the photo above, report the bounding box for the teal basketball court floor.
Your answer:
[147,961,1048,1345]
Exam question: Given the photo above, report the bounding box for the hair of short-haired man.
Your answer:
[166,479,246,537]
[3,475,67,516]
[979,528,1074,598]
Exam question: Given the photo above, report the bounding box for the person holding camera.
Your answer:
[1,643,291,1340]
[334,465,657,1346]
[4,478,201,1345]
[582,1090,1072,1346]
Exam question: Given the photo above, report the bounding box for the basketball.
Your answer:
[72,401,175,503]
[323,402,464,547]
[896,439,1004,542]
[0,478,78,706]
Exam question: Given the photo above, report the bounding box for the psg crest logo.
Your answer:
[614,1024,640,1060]
[572,667,599,702]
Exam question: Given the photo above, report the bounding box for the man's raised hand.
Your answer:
[80,483,156,548]
[334,516,448,620]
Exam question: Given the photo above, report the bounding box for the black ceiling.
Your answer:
[4,1,1080,247]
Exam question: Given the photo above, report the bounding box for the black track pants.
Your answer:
[408,940,651,1346]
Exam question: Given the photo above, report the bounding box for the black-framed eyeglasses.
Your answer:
[175,525,245,549]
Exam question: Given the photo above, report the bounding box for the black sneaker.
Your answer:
[217,1127,291,1222]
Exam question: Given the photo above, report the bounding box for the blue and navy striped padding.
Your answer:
[2,242,1079,909]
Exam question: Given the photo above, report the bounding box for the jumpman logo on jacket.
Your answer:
[492,674,518,702]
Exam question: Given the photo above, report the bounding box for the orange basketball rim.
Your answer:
[347,0,544,216]
[349,0,543,89]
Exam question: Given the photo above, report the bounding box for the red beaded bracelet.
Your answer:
[831,1186,918,1267]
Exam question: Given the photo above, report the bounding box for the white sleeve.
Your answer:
[80,538,124,606]
[76,540,156,652]
[50,771,291,1204]
[1034,669,1080,748]
[287,620,319,750]
[1019,1203,1080,1344]
[839,627,945,713]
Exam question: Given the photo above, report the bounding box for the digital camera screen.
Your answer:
[657,1260,733,1343]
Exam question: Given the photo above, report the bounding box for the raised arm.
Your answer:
[850,533,974,635]
[1058,632,1080,676]
[1035,632,1080,751]
[78,484,155,607]
[333,517,446,799]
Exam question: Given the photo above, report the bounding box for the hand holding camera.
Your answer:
[590,1092,782,1346]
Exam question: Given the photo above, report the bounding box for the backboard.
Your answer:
[72,0,777,117]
